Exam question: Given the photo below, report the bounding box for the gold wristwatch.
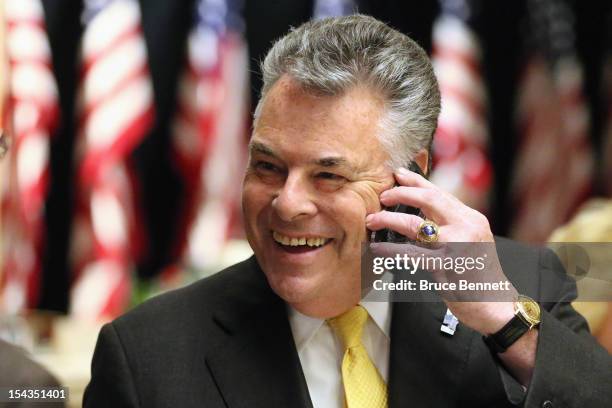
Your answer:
[484,295,541,353]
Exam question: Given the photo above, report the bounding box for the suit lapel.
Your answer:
[388,299,475,408]
[204,259,313,408]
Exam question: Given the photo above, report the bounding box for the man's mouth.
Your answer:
[272,231,333,253]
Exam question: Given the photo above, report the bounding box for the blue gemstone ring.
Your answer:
[416,220,439,243]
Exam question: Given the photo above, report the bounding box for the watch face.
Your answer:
[517,295,541,326]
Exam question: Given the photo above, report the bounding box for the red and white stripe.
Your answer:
[70,0,154,320]
[182,36,248,270]
[430,14,492,214]
[511,56,592,242]
[1,0,59,312]
[171,13,248,271]
[170,24,224,266]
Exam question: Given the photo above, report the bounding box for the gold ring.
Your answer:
[416,220,439,243]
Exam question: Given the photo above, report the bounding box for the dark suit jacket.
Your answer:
[84,238,612,407]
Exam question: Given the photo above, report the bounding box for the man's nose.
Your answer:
[271,173,317,222]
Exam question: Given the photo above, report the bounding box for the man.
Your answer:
[84,15,612,407]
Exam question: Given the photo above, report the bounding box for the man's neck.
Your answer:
[289,292,361,319]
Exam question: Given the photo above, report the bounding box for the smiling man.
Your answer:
[243,78,395,318]
[84,15,611,408]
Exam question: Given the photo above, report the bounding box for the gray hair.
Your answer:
[254,14,440,171]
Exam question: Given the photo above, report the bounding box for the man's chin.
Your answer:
[263,271,321,305]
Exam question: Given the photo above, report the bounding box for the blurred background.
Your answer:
[0,0,611,405]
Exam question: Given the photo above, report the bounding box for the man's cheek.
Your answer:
[243,181,272,207]
[344,182,386,214]
[323,197,368,243]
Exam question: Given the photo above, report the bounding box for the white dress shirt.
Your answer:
[288,301,392,408]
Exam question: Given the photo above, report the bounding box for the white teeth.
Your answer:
[272,231,329,247]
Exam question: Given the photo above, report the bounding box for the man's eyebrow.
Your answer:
[314,156,359,173]
[249,141,356,171]
[249,141,278,158]
[315,156,349,168]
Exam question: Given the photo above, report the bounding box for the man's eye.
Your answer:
[317,172,346,181]
[254,161,280,172]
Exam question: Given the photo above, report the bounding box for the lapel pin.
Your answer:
[440,308,459,336]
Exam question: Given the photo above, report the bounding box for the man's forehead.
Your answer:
[251,76,390,172]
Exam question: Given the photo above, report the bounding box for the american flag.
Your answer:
[313,0,355,18]
[510,0,593,243]
[430,0,492,214]
[1,0,59,313]
[171,0,248,271]
[70,0,154,320]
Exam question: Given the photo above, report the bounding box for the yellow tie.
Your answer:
[328,305,388,408]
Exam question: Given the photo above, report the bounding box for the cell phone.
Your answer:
[370,161,425,243]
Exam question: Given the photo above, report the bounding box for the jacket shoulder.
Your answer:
[111,255,262,341]
[86,257,266,406]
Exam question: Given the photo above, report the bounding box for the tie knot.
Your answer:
[328,305,368,349]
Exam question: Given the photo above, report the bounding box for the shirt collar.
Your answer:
[288,301,392,352]
[361,300,392,338]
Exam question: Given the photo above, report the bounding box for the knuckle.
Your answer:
[475,212,490,228]
[421,189,436,203]
[401,215,416,231]
[410,216,422,230]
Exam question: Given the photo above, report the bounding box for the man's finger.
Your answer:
[379,186,454,224]
[366,211,424,238]
[394,167,434,189]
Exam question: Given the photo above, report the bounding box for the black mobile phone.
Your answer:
[370,161,425,243]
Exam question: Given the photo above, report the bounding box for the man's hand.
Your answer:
[365,167,518,334]
[365,167,537,385]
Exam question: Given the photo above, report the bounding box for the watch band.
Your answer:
[483,314,530,353]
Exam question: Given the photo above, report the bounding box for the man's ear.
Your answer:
[414,149,429,176]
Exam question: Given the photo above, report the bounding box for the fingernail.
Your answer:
[397,167,409,175]
[365,214,374,225]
